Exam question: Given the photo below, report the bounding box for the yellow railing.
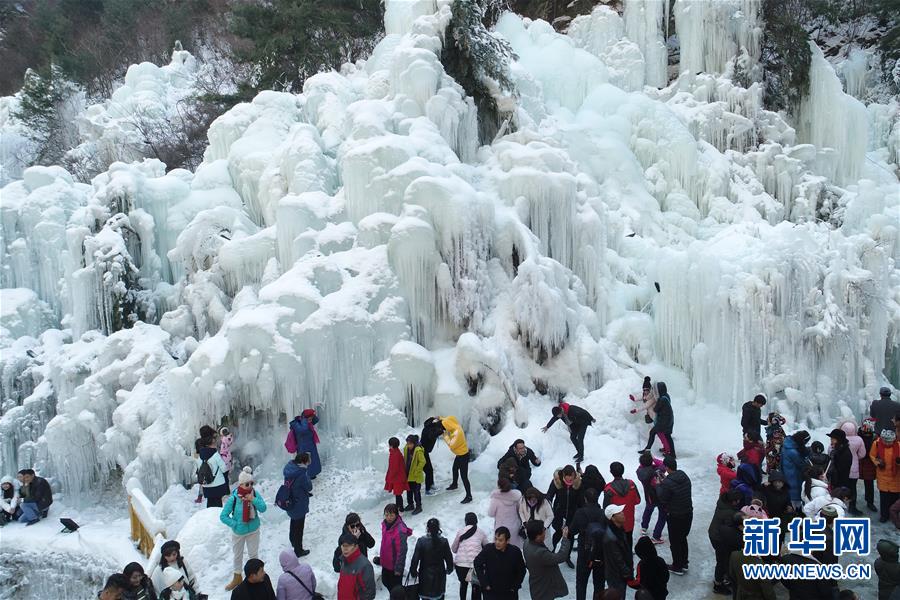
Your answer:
[128,496,160,556]
[126,480,166,557]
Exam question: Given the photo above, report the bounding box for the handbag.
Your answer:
[287,570,324,600]
[403,572,419,600]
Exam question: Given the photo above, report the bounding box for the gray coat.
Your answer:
[523,537,572,600]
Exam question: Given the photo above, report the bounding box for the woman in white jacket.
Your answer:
[0,476,20,524]
[517,487,554,548]
[451,512,488,600]
[802,465,849,518]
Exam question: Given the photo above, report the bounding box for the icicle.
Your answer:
[623,0,668,88]
[798,43,869,185]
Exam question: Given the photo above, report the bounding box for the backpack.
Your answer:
[582,521,606,557]
[284,424,298,453]
[197,458,216,486]
[275,478,295,510]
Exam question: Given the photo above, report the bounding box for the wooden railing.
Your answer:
[126,479,166,557]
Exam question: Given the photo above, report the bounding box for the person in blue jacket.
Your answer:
[221,467,268,591]
[283,452,313,558]
[781,430,810,510]
[289,409,321,479]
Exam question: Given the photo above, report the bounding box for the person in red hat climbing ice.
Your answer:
[286,408,321,479]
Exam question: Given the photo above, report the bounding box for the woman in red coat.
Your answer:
[385,437,410,509]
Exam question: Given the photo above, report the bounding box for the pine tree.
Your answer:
[229,0,383,93]
[442,0,518,144]
[13,67,76,165]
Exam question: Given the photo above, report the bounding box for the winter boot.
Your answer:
[712,582,731,595]
[225,573,242,591]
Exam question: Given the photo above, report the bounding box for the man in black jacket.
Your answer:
[826,429,853,491]
[474,527,527,599]
[870,387,900,436]
[741,394,768,438]
[602,504,632,593]
[657,456,692,575]
[231,559,276,600]
[496,439,541,491]
[542,402,595,462]
[568,488,606,600]
[421,417,444,495]
[17,468,52,524]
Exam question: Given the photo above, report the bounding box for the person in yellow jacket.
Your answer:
[438,416,473,504]
[404,434,426,514]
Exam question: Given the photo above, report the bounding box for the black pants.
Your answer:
[575,547,604,600]
[455,565,481,600]
[424,451,434,492]
[881,491,900,522]
[847,477,859,511]
[712,542,731,583]
[452,453,472,497]
[206,494,223,508]
[864,479,875,506]
[667,512,692,570]
[290,517,306,555]
[395,494,404,509]
[570,422,588,458]
[406,483,422,509]
[624,530,634,571]
[382,570,402,592]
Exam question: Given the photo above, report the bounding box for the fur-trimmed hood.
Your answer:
[552,469,582,490]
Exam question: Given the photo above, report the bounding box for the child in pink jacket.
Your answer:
[218,426,234,484]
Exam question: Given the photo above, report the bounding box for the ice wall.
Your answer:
[0,0,898,501]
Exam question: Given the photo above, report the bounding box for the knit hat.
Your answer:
[219,426,230,436]
[741,504,766,518]
[880,386,892,397]
[768,471,785,483]
[861,418,877,433]
[339,532,359,547]
[768,412,786,426]
[717,452,736,468]
[792,430,811,446]
[876,539,899,560]
[642,376,652,391]
[301,408,316,418]
[238,466,254,485]
[162,567,184,588]
[604,504,625,519]
[827,429,847,443]
[882,429,897,443]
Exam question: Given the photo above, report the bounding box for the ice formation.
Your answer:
[0,0,897,509]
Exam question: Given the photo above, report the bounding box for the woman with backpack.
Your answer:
[286,409,321,479]
[220,467,267,591]
[376,503,412,593]
[517,488,554,548]
[280,452,312,558]
[410,518,454,600]
[196,434,229,508]
[451,513,487,600]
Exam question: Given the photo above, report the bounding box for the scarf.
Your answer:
[301,412,320,444]
[875,440,899,476]
[238,485,254,523]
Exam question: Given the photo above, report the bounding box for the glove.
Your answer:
[629,394,636,401]
[410,570,418,579]
[373,556,381,566]
[630,409,637,414]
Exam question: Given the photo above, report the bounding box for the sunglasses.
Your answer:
[350,523,361,528]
